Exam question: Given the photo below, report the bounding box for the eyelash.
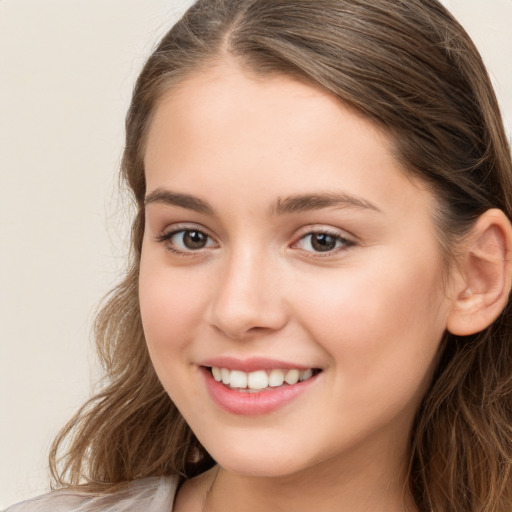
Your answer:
[155,227,218,256]
[292,230,355,256]
[155,226,355,257]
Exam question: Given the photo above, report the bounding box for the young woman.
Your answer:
[7,0,512,511]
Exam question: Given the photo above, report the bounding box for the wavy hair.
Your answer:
[50,1,512,510]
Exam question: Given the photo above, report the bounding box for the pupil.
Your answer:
[184,231,207,249]
[312,233,336,252]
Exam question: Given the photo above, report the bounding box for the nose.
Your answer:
[206,247,289,340]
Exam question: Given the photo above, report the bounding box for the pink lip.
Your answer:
[200,366,320,416]
[200,356,314,372]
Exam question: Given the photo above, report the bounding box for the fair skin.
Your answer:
[138,59,510,512]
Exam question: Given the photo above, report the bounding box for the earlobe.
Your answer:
[447,209,512,336]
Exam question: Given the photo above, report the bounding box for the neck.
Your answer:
[204,443,417,512]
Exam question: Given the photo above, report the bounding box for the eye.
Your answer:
[295,231,354,254]
[156,228,217,253]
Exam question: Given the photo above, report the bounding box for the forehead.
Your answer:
[146,59,390,154]
[144,59,432,221]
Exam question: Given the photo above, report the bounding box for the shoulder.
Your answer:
[4,476,178,512]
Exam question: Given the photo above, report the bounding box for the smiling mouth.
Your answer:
[208,367,322,392]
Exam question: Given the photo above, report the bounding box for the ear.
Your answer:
[447,209,512,336]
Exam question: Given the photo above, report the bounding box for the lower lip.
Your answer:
[201,367,319,416]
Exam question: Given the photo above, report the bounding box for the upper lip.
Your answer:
[199,356,318,373]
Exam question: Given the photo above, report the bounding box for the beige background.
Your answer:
[1,0,511,507]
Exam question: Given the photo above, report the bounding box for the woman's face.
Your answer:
[139,60,455,478]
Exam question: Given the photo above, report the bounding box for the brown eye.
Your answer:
[158,229,217,253]
[296,232,353,254]
[182,230,209,249]
[310,233,337,252]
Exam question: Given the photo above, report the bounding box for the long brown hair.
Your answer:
[50,1,512,510]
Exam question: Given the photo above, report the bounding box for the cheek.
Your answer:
[292,250,448,400]
[138,254,219,420]
[138,262,206,411]
[138,255,208,362]
[295,250,444,330]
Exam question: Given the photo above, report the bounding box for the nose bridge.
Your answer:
[208,242,287,338]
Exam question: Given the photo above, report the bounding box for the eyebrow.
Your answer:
[144,188,380,216]
[144,188,214,215]
[271,192,381,215]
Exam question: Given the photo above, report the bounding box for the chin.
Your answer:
[200,434,319,479]
[216,455,305,478]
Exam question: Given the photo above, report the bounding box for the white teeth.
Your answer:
[229,370,248,389]
[268,369,285,387]
[300,368,313,381]
[284,369,300,385]
[247,370,268,390]
[221,368,230,385]
[211,367,222,382]
[210,367,316,390]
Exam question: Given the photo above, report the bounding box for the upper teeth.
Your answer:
[211,367,314,390]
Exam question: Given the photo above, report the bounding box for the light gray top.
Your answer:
[5,477,178,512]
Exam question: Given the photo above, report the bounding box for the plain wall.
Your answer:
[1,0,511,507]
